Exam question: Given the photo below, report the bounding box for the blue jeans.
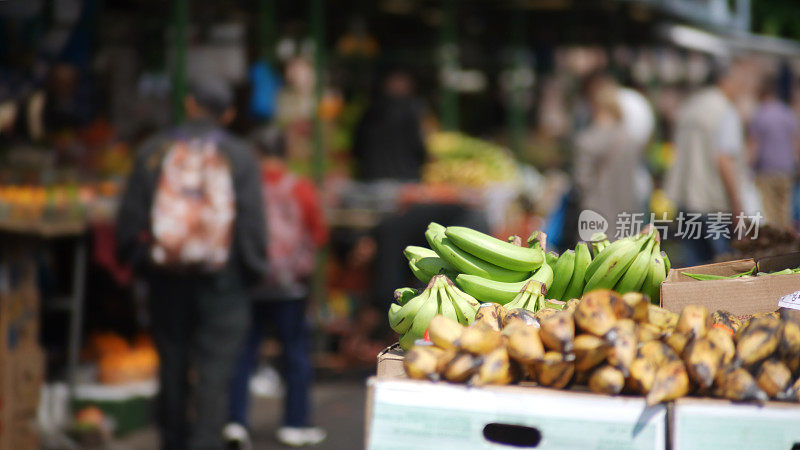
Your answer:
[676,213,731,267]
[228,299,312,428]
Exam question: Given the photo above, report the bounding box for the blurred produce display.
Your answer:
[0,181,121,229]
[729,225,800,259]
[84,332,159,385]
[423,132,519,187]
[403,290,800,406]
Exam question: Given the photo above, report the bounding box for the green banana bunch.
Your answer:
[394,287,418,306]
[547,250,575,300]
[562,242,592,301]
[404,245,457,283]
[642,242,667,304]
[504,280,547,312]
[389,274,480,350]
[545,251,559,267]
[531,259,554,290]
[455,274,529,304]
[425,225,530,283]
[583,232,651,293]
[589,232,610,257]
[614,235,656,294]
[444,226,545,272]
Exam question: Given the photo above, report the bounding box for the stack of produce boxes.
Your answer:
[0,248,45,450]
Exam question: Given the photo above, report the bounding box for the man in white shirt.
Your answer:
[664,59,754,265]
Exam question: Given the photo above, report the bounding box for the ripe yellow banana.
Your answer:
[734,317,781,368]
[539,311,575,353]
[636,323,664,342]
[563,298,581,314]
[502,308,538,328]
[676,305,712,339]
[628,357,658,394]
[443,352,481,383]
[474,302,504,331]
[606,319,637,377]
[715,366,768,402]
[504,323,545,364]
[756,359,793,399]
[779,317,800,362]
[638,341,679,368]
[684,337,723,389]
[706,327,736,365]
[445,226,545,272]
[404,345,446,380]
[428,315,464,350]
[534,307,560,323]
[472,347,518,386]
[646,361,690,406]
[574,289,617,337]
[665,332,691,357]
[621,292,649,323]
[711,309,741,334]
[647,304,679,330]
[533,352,575,388]
[588,365,625,395]
[457,323,505,355]
[573,334,609,372]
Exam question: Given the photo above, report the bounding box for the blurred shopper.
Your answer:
[748,78,800,230]
[116,78,267,450]
[617,85,655,212]
[353,70,426,181]
[574,81,641,228]
[664,60,756,265]
[224,126,328,449]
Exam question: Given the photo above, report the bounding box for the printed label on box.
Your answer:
[778,290,800,311]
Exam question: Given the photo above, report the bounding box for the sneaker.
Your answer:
[276,427,327,447]
[223,423,252,450]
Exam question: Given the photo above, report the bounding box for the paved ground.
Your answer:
[114,378,368,449]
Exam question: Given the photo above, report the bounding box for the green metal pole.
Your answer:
[311,0,325,183]
[440,0,458,130]
[508,6,526,158]
[309,0,327,313]
[172,0,188,123]
[257,0,277,62]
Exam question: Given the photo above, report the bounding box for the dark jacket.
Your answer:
[353,95,426,181]
[116,119,268,284]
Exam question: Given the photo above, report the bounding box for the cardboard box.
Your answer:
[11,345,44,415]
[376,345,406,380]
[365,378,667,450]
[7,413,38,450]
[661,254,800,316]
[672,398,800,450]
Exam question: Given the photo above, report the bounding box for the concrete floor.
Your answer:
[113,378,368,449]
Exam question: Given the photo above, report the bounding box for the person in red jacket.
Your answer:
[224,126,328,448]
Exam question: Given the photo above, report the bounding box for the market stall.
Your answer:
[366,222,800,449]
